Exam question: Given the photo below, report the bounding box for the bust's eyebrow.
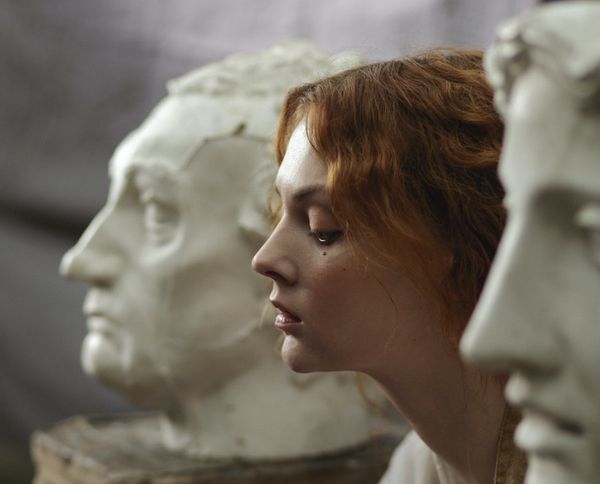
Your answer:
[132,164,178,202]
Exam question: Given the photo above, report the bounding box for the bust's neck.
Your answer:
[160,350,374,459]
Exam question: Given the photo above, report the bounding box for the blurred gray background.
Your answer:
[1,0,536,481]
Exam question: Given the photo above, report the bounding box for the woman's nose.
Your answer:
[251,226,298,286]
[60,210,123,286]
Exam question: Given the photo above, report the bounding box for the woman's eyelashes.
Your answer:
[305,206,343,246]
[309,229,343,246]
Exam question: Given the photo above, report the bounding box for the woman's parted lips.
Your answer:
[270,299,302,327]
[271,299,300,322]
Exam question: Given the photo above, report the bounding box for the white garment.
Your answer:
[379,431,468,484]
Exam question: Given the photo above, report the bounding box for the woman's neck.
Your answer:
[371,347,506,484]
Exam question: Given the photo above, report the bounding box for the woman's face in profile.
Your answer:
[252,121,443,376]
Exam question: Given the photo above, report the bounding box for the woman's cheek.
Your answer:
[313,260,362,311]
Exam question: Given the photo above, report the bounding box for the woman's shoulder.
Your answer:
[378,430,440,484]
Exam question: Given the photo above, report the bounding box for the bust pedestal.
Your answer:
[31,413,401,484]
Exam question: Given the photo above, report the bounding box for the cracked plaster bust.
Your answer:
[460,3,600,483]
[60,41,375,458]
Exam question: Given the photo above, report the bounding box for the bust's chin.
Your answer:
[81,333,166,407]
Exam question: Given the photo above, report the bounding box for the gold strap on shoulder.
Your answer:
[493,405,528,484]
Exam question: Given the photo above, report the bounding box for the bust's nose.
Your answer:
[60,209,123,286]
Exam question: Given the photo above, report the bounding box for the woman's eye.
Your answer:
[310,230,343,246]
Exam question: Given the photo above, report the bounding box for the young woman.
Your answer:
[252,50,524,484]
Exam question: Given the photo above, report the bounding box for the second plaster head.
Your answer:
[60,41,364,406]
[461,3,600,483]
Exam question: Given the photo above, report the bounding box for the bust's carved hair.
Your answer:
[162,41,365,241]
[276,49,505,346]
[168,40,363,99]
[485,3,600,115]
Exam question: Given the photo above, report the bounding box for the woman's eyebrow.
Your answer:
[292,184,328,203]
[275,183,329,205]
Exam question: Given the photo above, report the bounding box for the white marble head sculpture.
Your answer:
[60,41,373,458]
[460,3,600,483]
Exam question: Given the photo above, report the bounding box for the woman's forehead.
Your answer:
[276,122,328,199]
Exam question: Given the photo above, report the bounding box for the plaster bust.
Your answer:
[460,3,600,483]
[60,41,375,459]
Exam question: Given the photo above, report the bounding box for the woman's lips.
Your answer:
[271,300,302,334]
[271,301,303,334]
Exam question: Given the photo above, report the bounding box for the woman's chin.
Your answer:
[281,334,320,373]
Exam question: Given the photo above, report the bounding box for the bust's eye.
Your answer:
[575,202,600,267]
[141,197,179,246]
[309,230,343,246]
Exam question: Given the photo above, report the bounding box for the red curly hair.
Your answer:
[275,49,505,346]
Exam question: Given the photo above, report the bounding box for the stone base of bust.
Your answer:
[31,413,402,484]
